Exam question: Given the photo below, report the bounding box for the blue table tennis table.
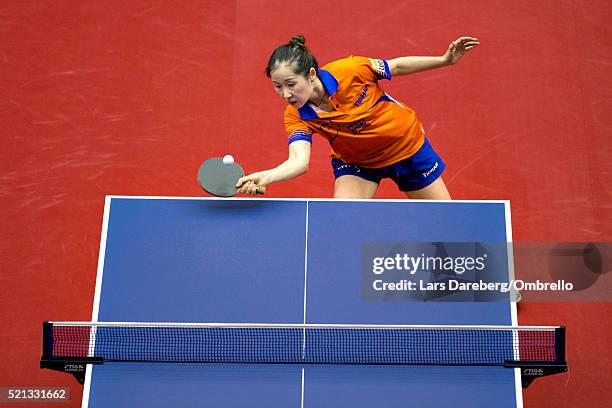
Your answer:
[81,197,522,407]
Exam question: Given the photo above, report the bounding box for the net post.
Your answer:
[41,321,53,360]
[40,322,104,384]
[555,326,566,364]
[505,325,568,388]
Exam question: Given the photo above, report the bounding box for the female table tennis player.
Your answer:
[236,35,479,199]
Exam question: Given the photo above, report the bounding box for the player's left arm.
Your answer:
[387,36,480,76]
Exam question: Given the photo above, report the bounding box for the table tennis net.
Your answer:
[42,322,564,366]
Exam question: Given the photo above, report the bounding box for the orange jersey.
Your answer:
[284,55,425,168]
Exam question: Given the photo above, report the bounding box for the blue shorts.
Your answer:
[331,138,446,192]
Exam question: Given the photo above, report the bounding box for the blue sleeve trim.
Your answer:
[382,59,392,80]
[288,131,313,145]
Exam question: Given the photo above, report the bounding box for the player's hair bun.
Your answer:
[289,35,306,48]
[265,35,317,78]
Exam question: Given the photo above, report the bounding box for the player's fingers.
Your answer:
[236,176,247,188]
[236,179,265,195]
[236,174,257,188]
[237,184,249,194]
[236,178,252,193]
[244,181,258,195]
[236,183,247,194]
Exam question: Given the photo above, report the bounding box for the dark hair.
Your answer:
[265,35,318,78]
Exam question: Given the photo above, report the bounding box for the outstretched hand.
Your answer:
[443,37,480,65]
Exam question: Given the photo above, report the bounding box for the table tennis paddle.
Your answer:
[197,157,265,197]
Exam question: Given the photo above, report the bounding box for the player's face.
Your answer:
[270,64,315,108]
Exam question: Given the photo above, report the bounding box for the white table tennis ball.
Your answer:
[222,155,234,165]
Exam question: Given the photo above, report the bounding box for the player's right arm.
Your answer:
[236,140,310,194]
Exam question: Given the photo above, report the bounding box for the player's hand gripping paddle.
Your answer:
[197,157,265,197]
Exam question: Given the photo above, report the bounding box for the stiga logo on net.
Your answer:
[523,368,544,376]
[64,363,85,372]
[371,253,488,275]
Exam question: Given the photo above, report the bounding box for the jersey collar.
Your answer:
[298,69,338,120]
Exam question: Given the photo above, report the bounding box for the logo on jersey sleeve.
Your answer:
[368,58,388,79]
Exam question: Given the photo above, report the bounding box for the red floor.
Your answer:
[1,1,611,406]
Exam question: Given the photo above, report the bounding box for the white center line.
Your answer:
[301,202,309,408]
[302,201,309,358]
[301,368,305,408]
